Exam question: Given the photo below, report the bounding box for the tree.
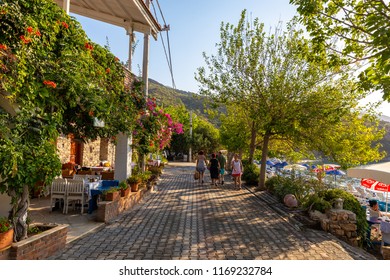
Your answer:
[196,10,384,189]
[219,104,251,156]
[290,0,390,101]
[0,0,140,241]
[191,116,221,155]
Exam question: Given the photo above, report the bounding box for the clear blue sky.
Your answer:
[73,0,390,116]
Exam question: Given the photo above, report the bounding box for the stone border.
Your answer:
[0,223,68,260]
[96,186,152,223]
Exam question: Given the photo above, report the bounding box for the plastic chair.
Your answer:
[65,179,85,214]
[50,178,67,214]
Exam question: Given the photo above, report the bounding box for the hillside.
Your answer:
[147,79,224,125]
[147,78,390,159]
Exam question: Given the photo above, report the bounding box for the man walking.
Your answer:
[217,151,227,185]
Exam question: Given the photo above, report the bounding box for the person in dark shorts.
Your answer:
[209,153,220,186]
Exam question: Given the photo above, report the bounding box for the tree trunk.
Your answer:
[248,121,257,163]
[11,185,29,242]
[258,133,270,190]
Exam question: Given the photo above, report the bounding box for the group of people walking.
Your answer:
[195,151,243,190]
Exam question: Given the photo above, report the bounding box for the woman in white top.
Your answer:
[196,151,208,184]
[231,154,243,190]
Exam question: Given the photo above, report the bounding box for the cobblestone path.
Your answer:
[52,162,375,260]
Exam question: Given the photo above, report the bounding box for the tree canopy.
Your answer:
[0,0,141,241]
[290,0,390,101]
[196,10,385,188]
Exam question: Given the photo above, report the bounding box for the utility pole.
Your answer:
[142,0,150,98]
[188,111,192,162]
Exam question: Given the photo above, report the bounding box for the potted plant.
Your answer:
[0,217,14,250]
[102,187,120,201]
[119,180,130,197]
[139,171,152,189]
[127,174,141,192]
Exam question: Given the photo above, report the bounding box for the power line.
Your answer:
[150,0,176,89]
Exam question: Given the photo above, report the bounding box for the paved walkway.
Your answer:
[51,162,375,260]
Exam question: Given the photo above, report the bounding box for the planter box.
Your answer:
[104,191,120,201]
[6,223,68,260]
[96,187,151,223]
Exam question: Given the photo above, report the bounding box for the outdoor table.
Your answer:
[87,180,119,214]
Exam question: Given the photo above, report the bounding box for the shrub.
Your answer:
[304,188,368,245]
[266,175,314,205]
[242,163,260,186]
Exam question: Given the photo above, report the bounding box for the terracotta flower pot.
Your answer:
[130,182,139,192]
[0,228,14,250]
[120,188,130,197]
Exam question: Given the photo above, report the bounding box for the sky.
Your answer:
[72,0,390,116]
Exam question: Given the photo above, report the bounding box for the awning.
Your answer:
[54,0,161,39]
[347,162,390,185]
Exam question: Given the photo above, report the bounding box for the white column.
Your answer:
[63,0,70,14]
[114,133,132,182]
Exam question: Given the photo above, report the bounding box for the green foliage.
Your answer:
[302,195,332,213]
[0,0,142,241]
[196,10,385,189]
[303,188,368,244]
[291,0,390,101]
[103,187,119,194]
[266,175,325,206]
[138,171,152,183]
[126,174,141,184]
[119,180,128,190]
[191,116,221,154]
[242,163,259,186]
[0,217,12,233]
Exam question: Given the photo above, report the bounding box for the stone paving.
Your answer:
[51,162,376,260]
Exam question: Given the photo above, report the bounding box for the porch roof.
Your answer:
[54,0,161,39]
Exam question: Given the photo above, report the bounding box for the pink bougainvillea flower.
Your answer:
[26,26,34,34]
[43,80,57,88]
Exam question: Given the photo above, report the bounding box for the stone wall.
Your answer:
[56,136,116,167]
[310,209,358,246]
[96,187,150,223]
[57,136,71,163]
[1,224,68,260]
[82,141,101,167]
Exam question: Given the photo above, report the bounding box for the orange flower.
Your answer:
[35,30,41,36]
[43,80,57,88]
[114,57,119,62]
[20,35,31,44]
[105,68,111,74]
[84,42,93,51]
[0,44,7,50]
[26,26,34,34]
[88,110,94,117]
[61,22,69,29]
